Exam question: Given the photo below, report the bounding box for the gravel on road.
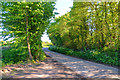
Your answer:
[43,48,120,79]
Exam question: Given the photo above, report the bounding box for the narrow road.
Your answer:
[43,48,120,79]
[2,56,81,78]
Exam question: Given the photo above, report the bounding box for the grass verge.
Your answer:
[49,46,119,67]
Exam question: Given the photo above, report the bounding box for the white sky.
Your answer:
[41,0,73,42]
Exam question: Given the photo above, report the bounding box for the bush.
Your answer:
[2,47,29,67]
[49,46,119,66]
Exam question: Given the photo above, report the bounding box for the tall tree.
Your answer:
[2,2,55,61]
[47,2,119,51]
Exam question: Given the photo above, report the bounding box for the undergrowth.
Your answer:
[2,47,28,67]
[49,46,119,66]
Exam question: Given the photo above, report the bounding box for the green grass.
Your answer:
[49,46,119,66]
[42,42,53,48]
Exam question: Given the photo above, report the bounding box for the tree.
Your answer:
[2,2,55,61]
[47,2,119,52]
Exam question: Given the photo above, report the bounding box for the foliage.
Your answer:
[2,47,28,67]
[49,46,119,66]
[47,2,120,51]
[47,2,120,67]
[2,2,55,62]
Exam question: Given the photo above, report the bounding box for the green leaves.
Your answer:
[47,2,119,52]
[47,2,119,66]
[2,2,55,62]
[49,46,119,66]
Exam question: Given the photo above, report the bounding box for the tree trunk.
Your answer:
[118,1,120,51]
[105,2,110,36]
[118,1,120,28]
[26,8,33,60]
[101,3,105,48]
[95,3,99,48]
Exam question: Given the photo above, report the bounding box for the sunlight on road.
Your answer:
[44,49,120,79]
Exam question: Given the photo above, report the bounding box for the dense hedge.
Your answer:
[49,46,119,66]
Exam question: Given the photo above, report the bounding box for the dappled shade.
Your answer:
[43,48,119,79]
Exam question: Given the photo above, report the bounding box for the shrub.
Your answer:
[2,47,28,67]
[49,46,119,66]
